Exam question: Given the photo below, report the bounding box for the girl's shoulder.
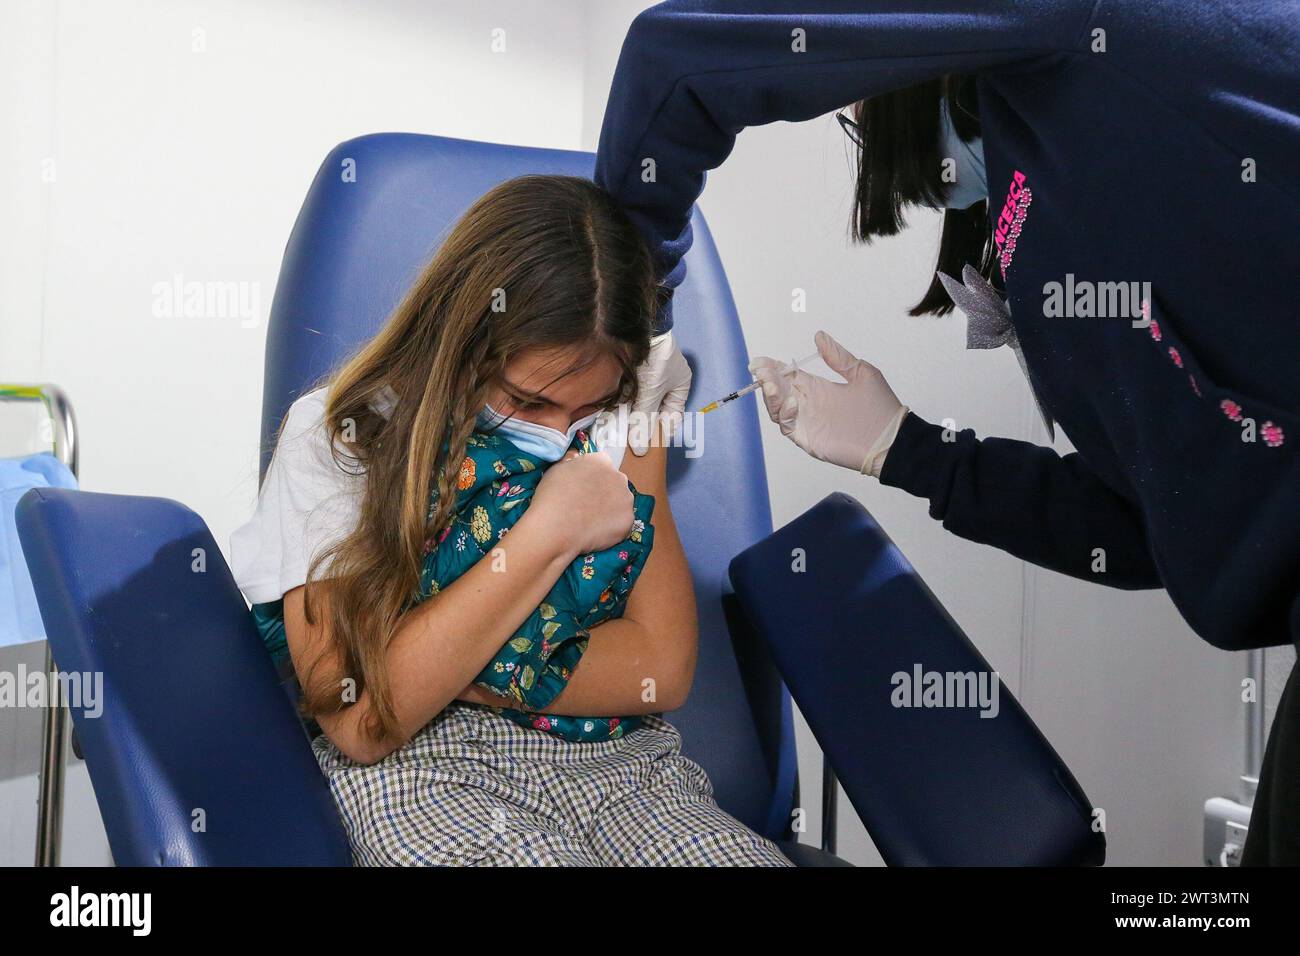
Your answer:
[230,386,365,605]
[275,386,372,483]
[279,385,332,448]
[590,405,629,470]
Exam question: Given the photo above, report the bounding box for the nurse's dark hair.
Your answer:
[845,75,995,316]
[295,174,656,744]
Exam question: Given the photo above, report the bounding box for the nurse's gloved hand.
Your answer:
[749,331,909,478]
[629,331,692,456]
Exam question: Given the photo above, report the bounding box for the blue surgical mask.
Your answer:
[477,404,600,463]
[937,99,987,210]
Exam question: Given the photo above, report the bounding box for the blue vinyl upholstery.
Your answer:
[730,492,1107,866]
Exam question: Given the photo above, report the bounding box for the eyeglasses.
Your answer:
[836,110,865,149]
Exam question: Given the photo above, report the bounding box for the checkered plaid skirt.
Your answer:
[312,702,793,867]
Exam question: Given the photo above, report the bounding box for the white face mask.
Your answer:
[477,403,600,462]
[937,99,987,210]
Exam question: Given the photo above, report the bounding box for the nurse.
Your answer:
[599,0,1300,865]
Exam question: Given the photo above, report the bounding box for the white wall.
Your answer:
[0,0,587,866]
[1,0,1269,867]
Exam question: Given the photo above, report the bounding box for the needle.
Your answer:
[698,351,821,414]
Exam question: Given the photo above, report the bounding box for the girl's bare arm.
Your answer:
[285,508,580,764]
[458,430,699,716]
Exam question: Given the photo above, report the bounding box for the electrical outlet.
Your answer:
[1203,797,1251,866]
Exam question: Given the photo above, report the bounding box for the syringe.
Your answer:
[698,351,821,414]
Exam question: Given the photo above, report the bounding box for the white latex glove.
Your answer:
[629,330,692,456]
[749,330,908,477]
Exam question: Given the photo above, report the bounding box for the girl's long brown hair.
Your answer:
[297,175,657,744]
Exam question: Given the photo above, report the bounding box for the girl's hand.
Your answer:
[530,450,634,554]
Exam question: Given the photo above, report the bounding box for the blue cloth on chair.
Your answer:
[1,453,76,647]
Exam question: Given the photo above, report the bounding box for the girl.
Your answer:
[230,174,793,867]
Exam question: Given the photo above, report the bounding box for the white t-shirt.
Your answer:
[229,386,630,606]
[229,387,363,605]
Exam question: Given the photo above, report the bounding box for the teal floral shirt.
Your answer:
[421,426,655,741]
[250,424,655,744]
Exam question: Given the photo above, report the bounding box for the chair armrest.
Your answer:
[728,492,1105,867]
[16,488,352,865]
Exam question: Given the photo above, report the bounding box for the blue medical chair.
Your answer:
[15,133,838,866]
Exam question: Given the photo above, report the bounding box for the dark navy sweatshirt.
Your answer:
[595,0,1300,652]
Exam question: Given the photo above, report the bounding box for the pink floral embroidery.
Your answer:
[1143,326,1280,449]
[532,715,552,731]
[997,183,1033,279]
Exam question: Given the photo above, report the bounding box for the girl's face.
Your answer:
[487,346,624,432]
